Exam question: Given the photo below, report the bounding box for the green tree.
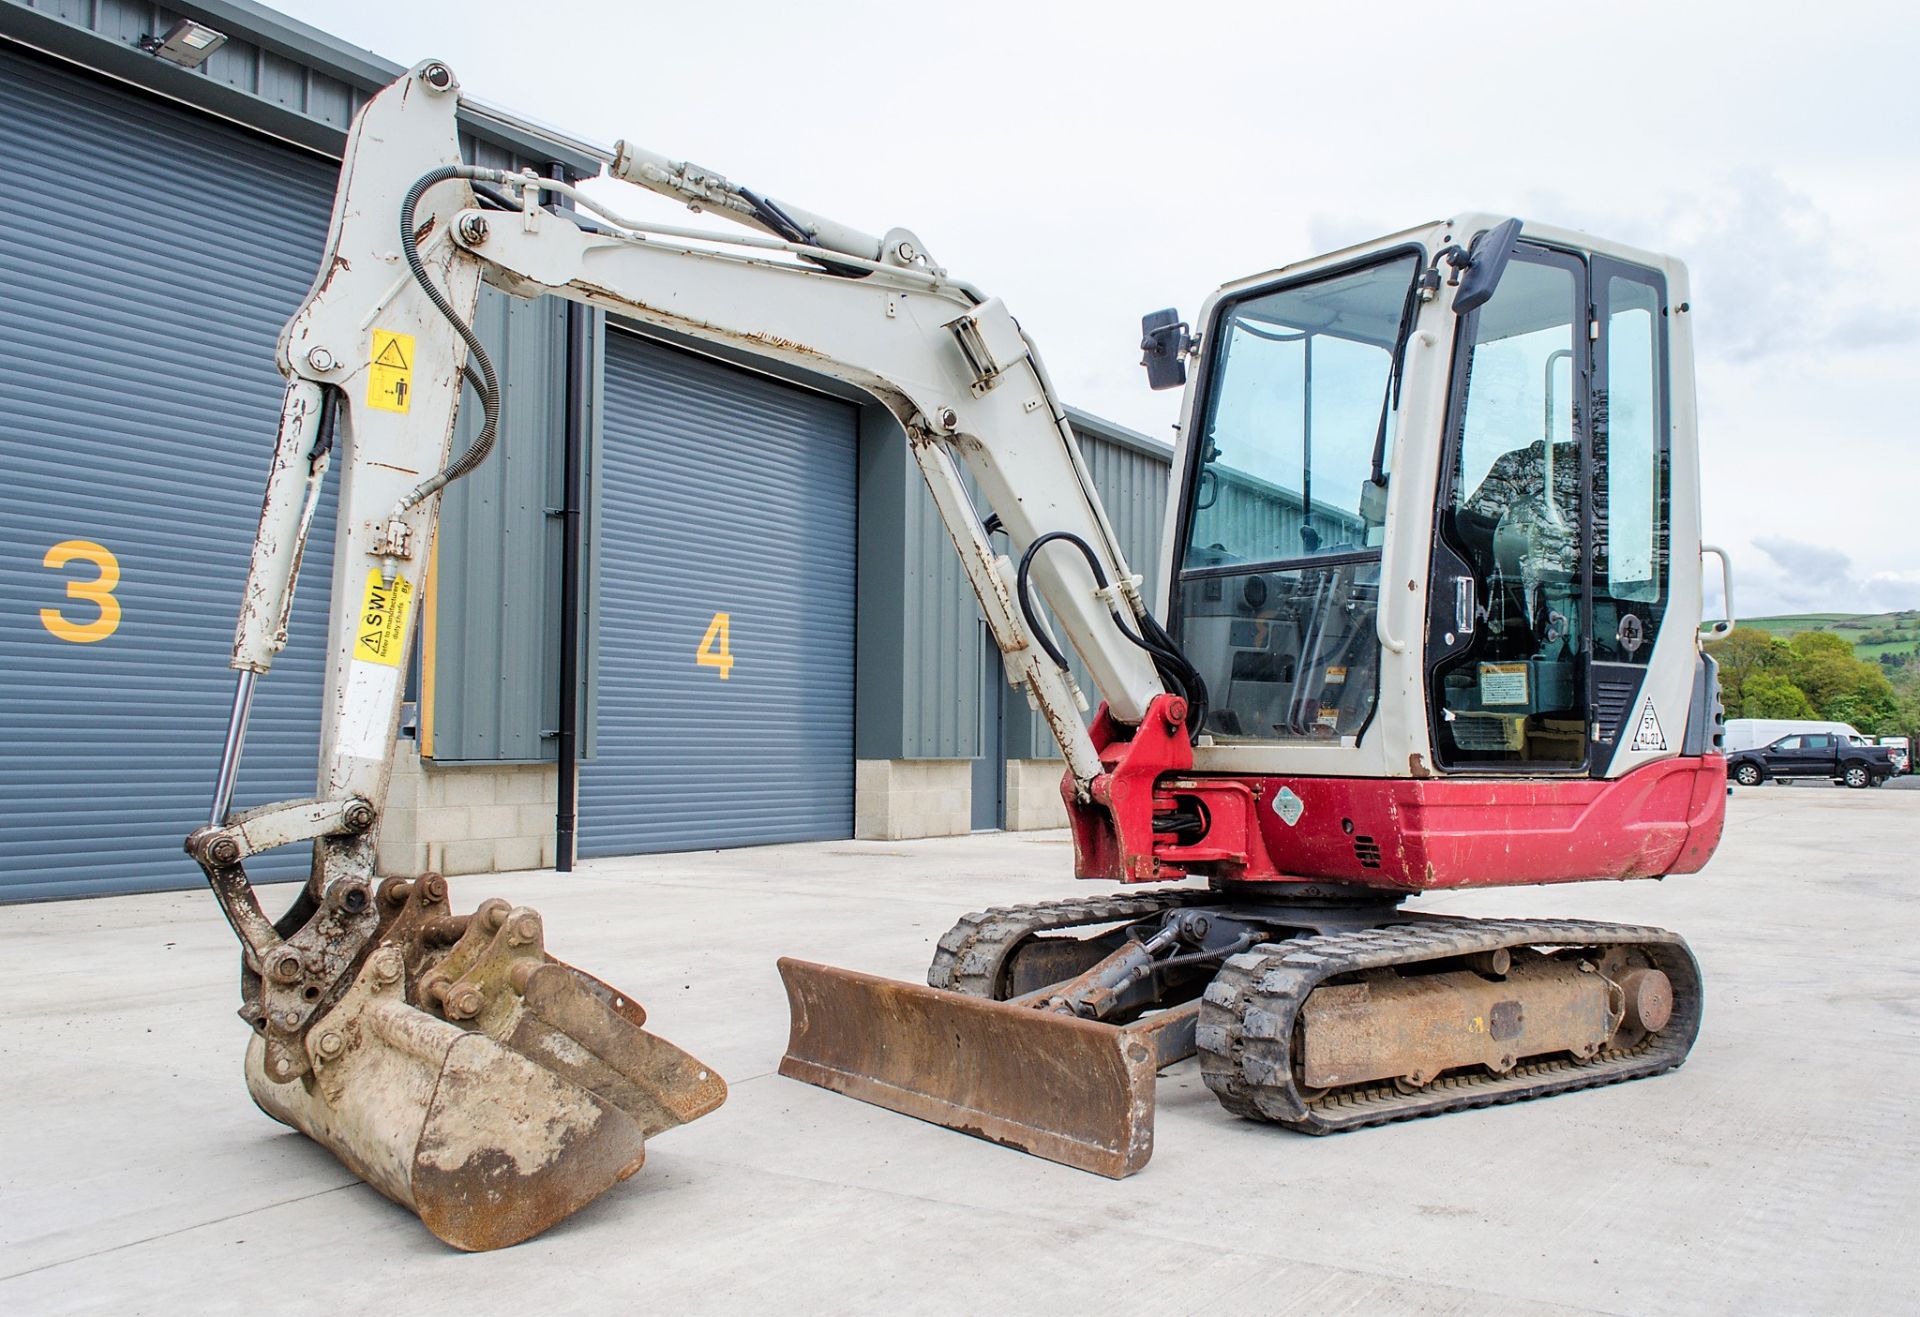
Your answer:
[1781,630,1901,732]
[1704,626,1789,718]
[1892,666,1920,738]
[1784,631,1858,707]
[1741,671,1816,718]
[1781,629,1904,733]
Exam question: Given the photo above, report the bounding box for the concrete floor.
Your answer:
[2,785,1914,1315]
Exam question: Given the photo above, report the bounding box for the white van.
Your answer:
[1723,719,1872,755]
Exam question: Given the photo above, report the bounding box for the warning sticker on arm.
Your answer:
[367,329,414,413]
[353,570,412,666]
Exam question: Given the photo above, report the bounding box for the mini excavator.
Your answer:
[187,63,1730,1247]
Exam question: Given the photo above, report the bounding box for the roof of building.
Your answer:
[0,0,605,171]
[1064,406,1174,463]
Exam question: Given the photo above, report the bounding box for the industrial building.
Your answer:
[0,0,1173,901]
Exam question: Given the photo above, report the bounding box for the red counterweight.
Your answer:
[1065,695,1727,891]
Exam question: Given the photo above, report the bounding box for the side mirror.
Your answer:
[1451,218,1523,314]
[1139,308,1190,391]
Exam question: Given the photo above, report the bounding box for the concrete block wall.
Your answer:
[381,745,1062,874]
[1004,758,1070,831]
[854,758,971,840]
[378,742,563,877]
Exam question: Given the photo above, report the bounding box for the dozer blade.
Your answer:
[778,957,1185,1178]
[246,887,725,1251]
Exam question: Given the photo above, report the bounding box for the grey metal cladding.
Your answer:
[0,0,604,171]
[0,43,338,899]
[1004,426,1173,759]
[581,331,858,855]
[900,450,985,760]
[426,289,571,763]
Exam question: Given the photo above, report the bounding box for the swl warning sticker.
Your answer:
[1631,700,1667,751]
[1273,786,1305,827]
[352,570,412,666]
[367,329,414,413]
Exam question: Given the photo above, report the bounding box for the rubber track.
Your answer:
[1196,918,1703,1133]
[927,888,1206,996]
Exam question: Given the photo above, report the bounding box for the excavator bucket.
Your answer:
[778,958,1193,1178]
[244,877,726,1250]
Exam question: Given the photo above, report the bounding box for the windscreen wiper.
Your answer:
[1369,274,1425,487]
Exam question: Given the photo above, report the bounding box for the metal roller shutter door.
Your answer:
[0,45,338,900]
[582,332,857,855]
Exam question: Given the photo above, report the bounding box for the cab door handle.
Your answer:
[1454,576,1476,635]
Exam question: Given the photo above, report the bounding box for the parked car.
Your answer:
[1725,732,1897,788]
[1879,736,1910,775]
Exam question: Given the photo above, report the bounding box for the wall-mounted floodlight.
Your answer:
[139,19,228,69]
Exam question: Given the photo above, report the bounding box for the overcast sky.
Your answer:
[271,0,1917,619]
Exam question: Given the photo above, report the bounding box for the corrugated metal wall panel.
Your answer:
[14,0,371,136]
[6,1,603,172]
[424,290,568,762]
[899,460,985,759]
[581,331,857,854]
[0,43,338,899]
[1005,428,1173,759]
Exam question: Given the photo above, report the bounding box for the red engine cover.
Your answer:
[1063,696,1728,892]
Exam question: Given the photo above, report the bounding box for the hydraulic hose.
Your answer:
[1016,530,1209,741]
[392,165,502,514]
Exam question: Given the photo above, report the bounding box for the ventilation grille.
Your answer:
[1452,713,1522,751]
[1595,678,1638,745]
[1353,836,1383,869]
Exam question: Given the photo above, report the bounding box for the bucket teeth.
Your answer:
[245,876,724,1250]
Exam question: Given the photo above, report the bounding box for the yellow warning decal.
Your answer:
[353,569,413,666]
[367,329,414,413]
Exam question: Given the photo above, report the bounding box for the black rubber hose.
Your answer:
[1016,531,1209,740]
[394,165,501,512]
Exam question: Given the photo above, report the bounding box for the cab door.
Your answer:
[1426,245,1591,769]
[1760,735,1805,775]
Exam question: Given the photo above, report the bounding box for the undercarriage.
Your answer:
[781,888,1700,1176]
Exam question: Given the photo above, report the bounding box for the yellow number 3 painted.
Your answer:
[42,540,123,644]
[696,611,734,680]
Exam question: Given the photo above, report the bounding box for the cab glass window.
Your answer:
[1185,253,1419,570]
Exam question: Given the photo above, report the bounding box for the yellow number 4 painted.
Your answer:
[42,539,122,644]
[696,611,735,680]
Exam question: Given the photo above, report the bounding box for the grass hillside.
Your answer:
[1743,611,1920,659]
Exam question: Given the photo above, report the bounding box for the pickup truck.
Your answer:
[1726,732,1897,788]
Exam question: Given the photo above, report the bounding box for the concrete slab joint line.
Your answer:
[0,789,1912,1311]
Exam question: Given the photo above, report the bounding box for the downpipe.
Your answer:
[553,171,590,872]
